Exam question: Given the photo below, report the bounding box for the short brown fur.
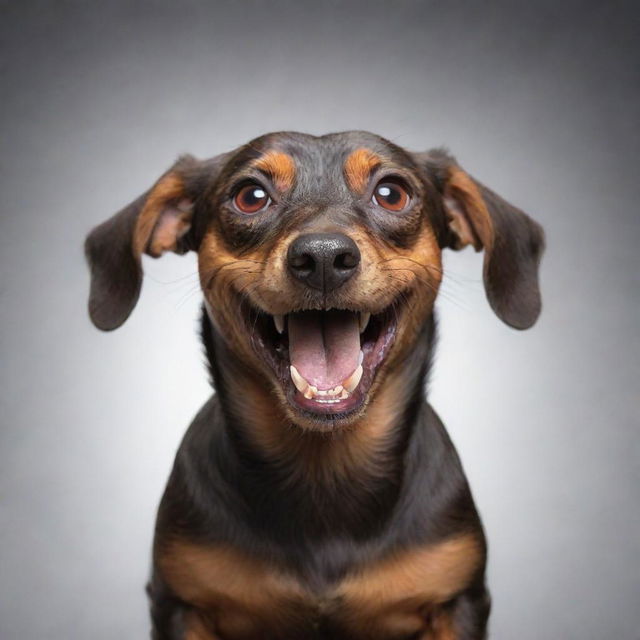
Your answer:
[253,151,296,192]
[133,173,188,257]
[444,168,494,252]
[158,534,479,639]
[344,148,382,193]
[159,540,308,637]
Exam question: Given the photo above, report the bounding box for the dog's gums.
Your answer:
[249,302,401,418]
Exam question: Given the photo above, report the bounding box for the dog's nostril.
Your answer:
[290,253,314,271]
[334,251,359,270]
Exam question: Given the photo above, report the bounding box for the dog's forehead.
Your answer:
[227,131,412,193]
[249,130,399,159]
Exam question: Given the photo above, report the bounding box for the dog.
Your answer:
[85,131,544,639]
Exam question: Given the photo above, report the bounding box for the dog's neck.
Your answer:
[200,308,436,537]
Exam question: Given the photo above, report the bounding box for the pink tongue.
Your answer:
[288,310,361,390]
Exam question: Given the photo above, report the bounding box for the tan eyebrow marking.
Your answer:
[252,151,296,191]
[344,148,382,193]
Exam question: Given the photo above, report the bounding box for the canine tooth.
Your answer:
[274,314,285,334]
[358,350,364,366]
[342,364,363,393]
[290,365,309,394]
[359,312,371,333]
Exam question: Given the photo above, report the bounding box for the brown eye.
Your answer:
[372,180,410,212]
[234,183,271,214]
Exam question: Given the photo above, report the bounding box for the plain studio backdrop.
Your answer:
[1,1,638,638]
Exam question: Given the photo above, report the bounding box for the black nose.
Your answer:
[287,232,361,292]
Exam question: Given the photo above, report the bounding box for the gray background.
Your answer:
[1,1,638,638]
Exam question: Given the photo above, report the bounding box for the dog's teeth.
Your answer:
[358,350,364,366]
[274,314,285,334]
[342,364,363,393]
[290,367,355,402]
[359,312,371,333]
[290,365,309,394]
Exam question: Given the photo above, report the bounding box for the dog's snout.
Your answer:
[287,232,361,292]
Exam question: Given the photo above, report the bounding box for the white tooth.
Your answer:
[328,385,343,397]
[339,389,349,400]
[342,364,363,393]
[358,350,364,366]
[290,365,309,394]
[359,312,371,333]
[274,314,285,334]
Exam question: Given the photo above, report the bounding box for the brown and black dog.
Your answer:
[85,131,544,639]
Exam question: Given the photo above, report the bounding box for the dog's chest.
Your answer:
[159,534,480,639]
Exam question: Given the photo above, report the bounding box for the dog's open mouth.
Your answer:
[249,303,401,419]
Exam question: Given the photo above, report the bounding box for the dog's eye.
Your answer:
[234,183,271,214]
[372,180,410,212]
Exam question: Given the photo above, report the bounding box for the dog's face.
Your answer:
[86,131,544,430]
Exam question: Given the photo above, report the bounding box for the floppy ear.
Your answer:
[417,149,545,330]
[85,154,223,331]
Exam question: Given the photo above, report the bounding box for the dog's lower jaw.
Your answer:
[200,306,436,485]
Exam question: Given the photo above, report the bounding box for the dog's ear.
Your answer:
[415,149,545,330]
[85,154,225,331]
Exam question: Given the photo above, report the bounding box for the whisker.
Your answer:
[147,270,201,286]
[204,260,264,290]
[379,256,477,288]
[382,267,467,309]
[174,283,204,311]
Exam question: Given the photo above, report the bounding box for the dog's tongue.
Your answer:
[288,310,360,390]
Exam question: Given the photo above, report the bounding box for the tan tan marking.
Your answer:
[344,148,382,192]
[336,533,481,637]
[198,229,266,365]
[147,199,193,257]
[253,150,296,191]
[158,534,477,639]
[133,173,190,257]
[445,167,494,252]
[159,540,310,637]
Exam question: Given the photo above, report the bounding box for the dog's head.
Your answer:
[86,131,544,430]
